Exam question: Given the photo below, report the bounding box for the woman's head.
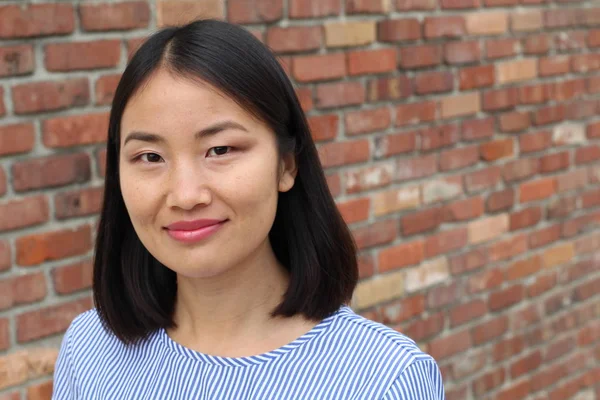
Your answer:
[94,19,358,344]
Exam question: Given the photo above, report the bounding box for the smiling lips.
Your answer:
[165,219,226,243]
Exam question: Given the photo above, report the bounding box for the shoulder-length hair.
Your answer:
[94,19,358,345]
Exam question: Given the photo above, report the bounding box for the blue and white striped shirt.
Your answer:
[53,306,445,399]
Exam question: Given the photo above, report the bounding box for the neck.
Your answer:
[169,240,291,351]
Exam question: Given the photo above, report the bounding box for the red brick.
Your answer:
[589,29,600,47]
[480,138,514,161]
[472,316,508,345]
[54,187,104,220]
[12,78,89,115]
[377,19,421,42]
[425,228,468,258]
[486,188,514,212]
[441,0,480,8]
[540,151,569,173]
[461,117,495,141]
[346,0,390,13]
[552,79,586,102]
[403,312,444,342]
[427,282,460,309]
[444,197,485,223]
[429,330,471,360]
[420,124,460,151]
[318,139,369,168]
[511,351,542,378]
[468,268,503,293]
[95,74,121,106]
[295,88,313,113]
[495,380,530,400]
[439,146,479,171]
[345,108,390,135]
[576,145,600,165]
[489,234,527,262]
[548,195,577,219]
[510,206,542,230]
[449,247,487,275]
[401,207,442,236]
[395,154,437,182]
[4,272,47,309]
[228,0,282,23]
[519,131,552,153]
[45,40,120,72]
[539,55,570,77]
[528,272,557,298]
[337,197,370,225]
[0,45,34,77]
[308,115,338,142]
[0,123,35,157]
[395,101,437,126]
[529,225,561,249]
[368,76,412,102]
[494,336,525,362]
[0,4,74,38]
[523,34,552,55]
[80,1,149,31]
[97,148,107,178]
[156,0,224,27]
[289,0,340,18]
[519,178,556,203]
[292,53,346,83]
[0,241,10,271]
[27,380,53,400]
[348,49,396,76]
[381,295,425,324]
[16,225,92,267]
[499,111,530,133]
[571,54,600,73]
[582,188,600,209]
[566,99,598,120]
[266,26,321,53]
[326,174,341,198]
[460,65,495,91]
[533,104,565,126]
[399,45,442,69]
[464,166,502,193]
[316,82,365,108]
[424,16,466,39]
[52,259,94,295]
[414,71,453,95]
[503,158,539,182]
[379,240,424,272]
[395,0,436,10]
[0,196,49,233]
[351,220,396,251]
[450,300,486,327]
[483,87,518,111]
[486,38,519,59]
[374,131,417,158]
[444,41,480,64]
[16,297,92,342]
[43,112,109,148]
[473,368,505,397]
[489,285,524,311]
[519,83,553,104]
[127,37,146,60]
[12,153,91,193]
[506,255,542,281]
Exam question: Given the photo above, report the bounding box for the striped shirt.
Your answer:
[53,306,445,399]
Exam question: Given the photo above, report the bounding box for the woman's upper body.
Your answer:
[52,19,446,399]
[53,306,444,399]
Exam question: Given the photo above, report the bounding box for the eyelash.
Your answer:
[133,146,233,163]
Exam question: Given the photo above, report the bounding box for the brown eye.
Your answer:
[140,153,163,163]
[207,146,231,157]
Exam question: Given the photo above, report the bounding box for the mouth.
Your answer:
[164,219,227,243]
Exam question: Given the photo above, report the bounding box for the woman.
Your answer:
[53,19,445,399]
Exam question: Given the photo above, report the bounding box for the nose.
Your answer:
[165,162,212,211]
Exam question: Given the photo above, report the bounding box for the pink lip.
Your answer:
[165,219,226,243]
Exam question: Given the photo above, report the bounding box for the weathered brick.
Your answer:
[292,54,346,83]
[45,40,120,72]
[503,158,539,182]
[12,78,89,115]
[325,21,376,48]
[157,0,223,27]
[0,123,35,157]
[378,18,421,42]
[543,242,575,269]
[486,38,520,59]
[16,225,92,267]
[519,178,556,203]
[0,45,34,77]
[337,197,370,224]
[462,117,495,141]
[445,41,481,64]
[472,316,509,345]
[52,259,94,295]
[379,240,424,272]
[12,153,91,192]
[441,92,480,119]
[289,0,340,18]
[266,26,322,53]
[465,166,502,193]
[318,139,369,168]
[345,164,393,193]
[520,131,552,153]
[368,76,412,102]
[420,124,460,152]
[352,270,404,309]
[429,330,471,360]
[425,228,468,258]
[95,74,121,106]
[0,196,49,233]
[422,176,463,204]
[373,186,420,217]
[374,131,417,159]
[399,44,442,69]
[0,4,74,38]
[43,112,109,148]
[80,1,150,31]
[54,187,104,220]
[466,12,508,35]
[510,206,542,231]
[402,207,443,236]
[351,220,396,251]
[415,71,454,95]
[396,101,437,126]
[480,138,514,161]
[468,214,509,244]
[511,11,543,32]
[424,16,466,39]
[444,197,485,223]
[497,59,537,84]
[348,49,397,76]
[308,114,338,142]
[316,82,365,108]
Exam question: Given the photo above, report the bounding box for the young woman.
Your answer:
[52,19,445,399]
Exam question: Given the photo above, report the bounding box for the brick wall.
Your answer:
[0,0,599,399]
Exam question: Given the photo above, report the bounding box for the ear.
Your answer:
[278,153,297,193]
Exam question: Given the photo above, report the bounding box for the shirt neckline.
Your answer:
[156,306,348,367]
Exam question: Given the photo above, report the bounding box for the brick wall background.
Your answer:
[0,0,599,399]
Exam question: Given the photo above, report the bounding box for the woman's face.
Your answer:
[119,69,295,279]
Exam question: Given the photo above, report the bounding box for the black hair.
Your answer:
[94,19,358,345]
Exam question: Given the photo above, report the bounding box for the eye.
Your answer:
[206,146,232,157]
[137,153,163,163]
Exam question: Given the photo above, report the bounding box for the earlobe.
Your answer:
[278,154,297,192]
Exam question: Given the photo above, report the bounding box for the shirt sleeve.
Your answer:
[382,359,446,400]
[52,320,78,399]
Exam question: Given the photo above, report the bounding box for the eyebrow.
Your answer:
[122,120,249,146]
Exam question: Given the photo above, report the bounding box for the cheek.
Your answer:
[119,169,156,226]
